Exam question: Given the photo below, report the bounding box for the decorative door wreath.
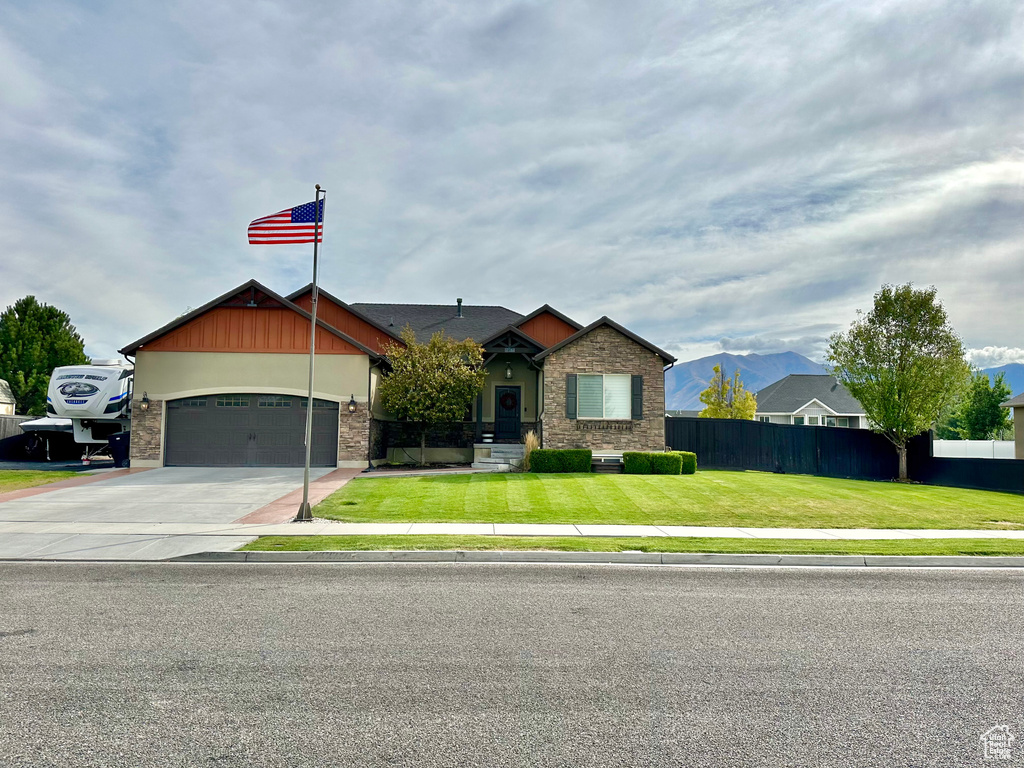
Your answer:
[499,392,518,412]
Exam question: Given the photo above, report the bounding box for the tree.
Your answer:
[0,296,89,416]
[377,327,488,465]
[941,371,1013,440]
[698,364,757,420]
[826,284,970,480]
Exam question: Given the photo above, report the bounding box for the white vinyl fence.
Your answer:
[932,440,1015,459]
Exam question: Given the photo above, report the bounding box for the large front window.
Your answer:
[577,374,631,419]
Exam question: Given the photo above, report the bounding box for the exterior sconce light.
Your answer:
[504,363,514,380]
[140,392,150,411]
[348,395,357,414]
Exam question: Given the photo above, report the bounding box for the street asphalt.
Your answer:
[1,563,1021,767]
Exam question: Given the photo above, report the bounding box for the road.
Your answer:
[1,563,1021,766]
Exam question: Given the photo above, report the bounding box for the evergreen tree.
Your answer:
[0,296,89,416]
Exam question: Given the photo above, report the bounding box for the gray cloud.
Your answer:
[0,0,1022,363]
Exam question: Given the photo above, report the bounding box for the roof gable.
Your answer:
[288,284,402,354]
[515,305,581,348]
[533,316,676,364]
[119,279,379,358]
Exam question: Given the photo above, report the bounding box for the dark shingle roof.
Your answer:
[348,303,524,344]
[755,374,864,414]
[1002,393,1024,408]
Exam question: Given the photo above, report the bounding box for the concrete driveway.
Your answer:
[0,467,334,560]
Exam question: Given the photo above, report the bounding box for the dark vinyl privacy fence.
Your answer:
[665,417,1024,494]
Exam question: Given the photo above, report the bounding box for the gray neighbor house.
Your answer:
[754,374,867,428]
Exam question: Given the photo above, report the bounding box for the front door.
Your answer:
[495,386,521,440]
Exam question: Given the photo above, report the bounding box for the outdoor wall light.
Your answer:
[140,392,150,411]
[348,395,357,413]
[504,363,514,380]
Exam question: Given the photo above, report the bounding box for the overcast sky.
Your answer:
[1,0,1022,365]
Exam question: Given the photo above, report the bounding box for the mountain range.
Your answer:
[667,353,1024,411]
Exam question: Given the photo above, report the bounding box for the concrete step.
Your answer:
[471,462,512,472]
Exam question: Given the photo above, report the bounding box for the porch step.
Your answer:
[474,443,524,459]
[591,458,623,474]
[471,462,513,472]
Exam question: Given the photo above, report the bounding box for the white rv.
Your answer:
[44,359,133,446]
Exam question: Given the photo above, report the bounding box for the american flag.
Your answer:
[248,199,325,245]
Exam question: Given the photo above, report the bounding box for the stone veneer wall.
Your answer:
[540,325,666,452]
[129,398,163,463]
[338,402,370,463]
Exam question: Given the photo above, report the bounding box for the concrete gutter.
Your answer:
[169,550,1024,568]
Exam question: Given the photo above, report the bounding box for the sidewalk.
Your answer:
[4,520,1024,540]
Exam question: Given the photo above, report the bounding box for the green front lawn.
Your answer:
[0,470,81,493]
[316,471,1024,529]
[242,535,1024,557]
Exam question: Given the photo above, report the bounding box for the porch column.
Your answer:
[475,392,483,442]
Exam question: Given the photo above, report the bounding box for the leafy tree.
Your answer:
[0,296,89,416]
[377,327,487,465]
[940,371,1013,440]
[827,284,970,480]
[698,364,757,420]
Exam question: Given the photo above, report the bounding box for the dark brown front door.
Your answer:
[495,386,521,440]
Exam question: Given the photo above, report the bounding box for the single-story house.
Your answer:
[1001,393,1024,460]
[754,374,867,428]
[0,379,15,416]
[119,279,675,468]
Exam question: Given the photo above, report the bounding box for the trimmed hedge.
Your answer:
[650,452,683,475]
[624,451,698,475]
[673,451,698,475]
[622,452,653,474]
[529,448,592,473]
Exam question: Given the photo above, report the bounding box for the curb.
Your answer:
[169,550,1024,568]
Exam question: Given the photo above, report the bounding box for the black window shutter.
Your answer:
[566,374,578,420]
[631,375,643,420]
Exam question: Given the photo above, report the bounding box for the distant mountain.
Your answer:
[980,363,1024,399]
[666,352,826,410]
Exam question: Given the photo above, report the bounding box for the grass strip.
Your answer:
[0,470,81,493]
[241,535,1024,557]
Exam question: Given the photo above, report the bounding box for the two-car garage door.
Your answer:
[165,394,338,467]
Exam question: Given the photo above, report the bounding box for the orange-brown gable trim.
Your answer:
[517,311,579,348]
[288,286,403,354]
[119,279,380,358]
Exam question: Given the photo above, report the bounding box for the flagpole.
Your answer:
[296,184,324,522]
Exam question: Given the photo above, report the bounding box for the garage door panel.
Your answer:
[165,394,339,467]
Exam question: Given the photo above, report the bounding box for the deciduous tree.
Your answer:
[698,364,757,420]
[0,296,89,416]
[827,284,970,480]
[377,327,487,465]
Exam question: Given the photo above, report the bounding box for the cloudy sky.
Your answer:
[1,0,1022,365]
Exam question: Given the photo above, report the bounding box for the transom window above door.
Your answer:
[577,374,631,419]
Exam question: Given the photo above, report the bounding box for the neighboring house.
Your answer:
[0,379,15,416]
[119,279,675,468]
[754,374,867,428]
[1001,393,1024,460]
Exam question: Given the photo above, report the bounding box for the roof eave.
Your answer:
[533,316,676,364]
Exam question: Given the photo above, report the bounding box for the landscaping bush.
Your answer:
[650,452,683,475]
[529,448,592,473]
[622,452,653,474]
[674,451,698,475]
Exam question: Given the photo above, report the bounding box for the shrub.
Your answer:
[529,448,592,473]
[650,452,683,475]
[622,452,653,474]
[672,451,698,474]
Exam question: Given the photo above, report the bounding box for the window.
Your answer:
[258,395,292,408]
[216,396,249,407]
[182,398,207,407]
[300,398,334,408]
[793,416,805,425]
[577,374,631,419]
[837,417,849,428]
[807,415,819,425]
[758,416,770,423]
